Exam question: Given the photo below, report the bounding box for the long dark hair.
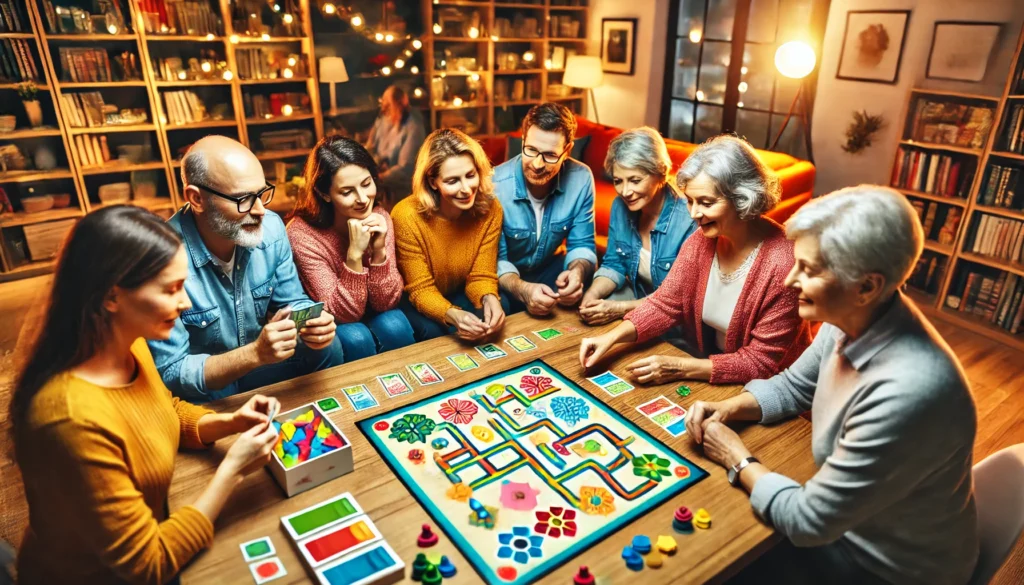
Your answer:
[12,205,182,437]
[290,135,384,229]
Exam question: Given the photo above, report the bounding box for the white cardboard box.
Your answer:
[268,402,353,497]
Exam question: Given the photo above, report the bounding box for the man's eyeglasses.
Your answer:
[194,182,275,213]
[522,144,569,165]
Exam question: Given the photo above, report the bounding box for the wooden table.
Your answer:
[171,308,815,584]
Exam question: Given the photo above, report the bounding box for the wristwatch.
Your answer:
[728,456,759,486]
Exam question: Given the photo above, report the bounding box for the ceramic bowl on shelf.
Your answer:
[98,182,131,204]
[21,195,54,213]
[0,116,16,133]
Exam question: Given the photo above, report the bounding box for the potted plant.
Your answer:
[17,82,42,128]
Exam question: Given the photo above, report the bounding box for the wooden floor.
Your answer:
[0,274,1021,583]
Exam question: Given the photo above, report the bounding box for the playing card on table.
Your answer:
[587,371,619,388]
[447,353,479,371]
[316,396,342,413]
[407,363,444,385]
[505,335,537,352]
[377,373,413,397]
[475,343,508,360]
[637,396,673,416]
[341,384,378,411]
[533,327,563,341]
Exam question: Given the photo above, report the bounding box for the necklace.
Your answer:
[716,241,762,284]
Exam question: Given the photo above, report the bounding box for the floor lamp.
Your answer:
[319,56,349,114]
[564,55,603,124]
[770,41,816,163]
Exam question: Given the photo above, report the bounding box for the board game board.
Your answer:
[358,360,707,585]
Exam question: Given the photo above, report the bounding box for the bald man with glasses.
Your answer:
[149,136,345,401]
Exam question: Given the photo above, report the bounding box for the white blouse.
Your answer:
[637,246,653,289]
[702,243,760,351]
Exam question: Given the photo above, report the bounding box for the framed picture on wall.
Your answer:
[601,18,637,75]
[836,10,911,84]
[926,21,1002,82]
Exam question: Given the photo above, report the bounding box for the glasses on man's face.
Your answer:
[522,144,569,165]
[194,182,275,213]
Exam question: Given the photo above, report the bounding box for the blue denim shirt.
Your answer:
[593,187,697,298]
[493,155,598,277]
[148,207,313,401]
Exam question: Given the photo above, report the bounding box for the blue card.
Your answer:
[341,384,379,411]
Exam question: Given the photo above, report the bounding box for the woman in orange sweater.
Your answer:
[12,206,281,585]
[393,128,508,341]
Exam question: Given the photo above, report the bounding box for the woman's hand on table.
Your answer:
[579,332,617,369]
[231,394,281,434]
[446,307,488,341]
[578,298,625,325]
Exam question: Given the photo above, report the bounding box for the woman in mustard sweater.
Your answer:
[393,128,508,341]
[12,206,281,585]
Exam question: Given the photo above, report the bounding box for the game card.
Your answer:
[587,371,636,397]
[664,418,688,437]
[505,335,537,352]
[408,363,444,385]
[475,343,508,360]
[240,536,276,562]
[248,556,287,584]
[533,327,563,341]
[652,409,685,426]
[341,384,379,411]
[602,380,635,396]
[290,302,324,330]
[316,396,342,413]
[637,396,673,416]
[447,353,479,371]
[377,373,413,397]
[587,372,619,387]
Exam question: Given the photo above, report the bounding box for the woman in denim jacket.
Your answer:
[579,127,697,325]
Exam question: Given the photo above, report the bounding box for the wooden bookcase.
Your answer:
[894,24,1024,351]
[423,0,590,139]
[0,0,322,281]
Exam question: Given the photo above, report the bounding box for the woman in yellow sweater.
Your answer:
[394,128,508,341]
[12,206,281,585]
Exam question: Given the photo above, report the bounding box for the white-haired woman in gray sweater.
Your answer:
[689,185,978,585]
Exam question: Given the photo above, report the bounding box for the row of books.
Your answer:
[58,48,141,83]
[0,39,41,83]
[138,0,221,36]
[948,270,1024,334]
[73,134,111,168]
[908,99,994,150]
[978,164,1021,209]
[163,90,211,125]
[999,103,1024,155]
[906,253,945,294]
[39,0,128,35]
[0,1,28,32]
[968,213,1024,264]
[153,55,225,82]
[244,92,309,119]
[890,147,972,199]
[59,92,107,128]
[909,198,961,243]
[235,48,308,81]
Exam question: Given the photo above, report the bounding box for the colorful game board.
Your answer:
[359,360,707,585]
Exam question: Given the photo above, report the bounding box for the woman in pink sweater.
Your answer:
[580,135,811,385]
[287,136,414,358]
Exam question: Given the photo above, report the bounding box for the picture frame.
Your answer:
[601,18,637,75]
[836,10,911,84]
[926,21,1002,82]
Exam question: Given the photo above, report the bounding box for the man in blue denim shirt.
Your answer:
[493,103,597,315]
[148,136,344,402]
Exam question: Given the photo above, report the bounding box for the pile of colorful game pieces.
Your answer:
[272,408,345,468]
[411,552,457,583]
[621,534,676,571]
[673,506,695,533]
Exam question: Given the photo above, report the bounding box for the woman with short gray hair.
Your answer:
[580,134,811,386]
[687,186,978,585]
[579,127,697,325]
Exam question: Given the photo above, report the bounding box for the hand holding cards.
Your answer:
[290,301,324,330]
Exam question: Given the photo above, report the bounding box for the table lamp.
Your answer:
[319,56,349,113]
[770,41,816,163]
[564,55,603,124]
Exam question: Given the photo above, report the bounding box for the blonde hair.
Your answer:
[412,128,495,217]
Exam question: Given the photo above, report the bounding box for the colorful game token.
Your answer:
[645,549,664,568]
[316,397,341,413]
[240,536,275,562]
[694,508,712,529]
[417,523,439,547]
[621,546,644,571]
[421,565,443,585]
[438,555,457,578]
[676,385,692,397]
[673,506,695,533]
[248,557,287,584]
[272,409,345,469]
[631,535,651,554]
[656,535,678,555]
[411,553,430,581]
[573,565,596,585]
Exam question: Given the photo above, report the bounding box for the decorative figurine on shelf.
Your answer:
[938,208,962,246]
[17,82,42,128]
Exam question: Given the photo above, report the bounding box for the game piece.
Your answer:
[248,556,286,584]
[573,565,596,585]
[438,555,457,578]
[417,523,439,547]
[240,536,276,562]
[694,508,712,529]
[621,546,644,571]
[378,373,413,397]
[656,535,677,555]
[447,353,479,371]
[409,363,444,385]
[645,549,664,568]
[269,403,353,497]
[411,553,429,581]
[673,506,694,533]
[632,535,652,554]
[357,360,709,585]
[426,552,442,566]
[676,385,692,397]
[421,565,443,585]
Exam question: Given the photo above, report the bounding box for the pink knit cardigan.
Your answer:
[624,222,811,384]
[287,206,404,323]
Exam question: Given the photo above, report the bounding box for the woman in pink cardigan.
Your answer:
[580,135,811,385]
[287,136,414,359]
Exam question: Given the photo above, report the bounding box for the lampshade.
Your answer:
[319,56,349,83]
[774,41,816,79]
[563,55,603,89]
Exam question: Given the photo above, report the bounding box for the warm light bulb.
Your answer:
[282,68,294,78]
[160,24,169,33]
[282,104,293,116]
[470,73,480,82]
[432,23,442,35]
[394,58,405,68]
[689,29,702,43]
[222,70,234,80]
[410,65,420,74]
[107,23,118,34]
[412,39,422,50]
[452,96,463,106]
[283,13,294,24]
[288,57,297,67]
[385,33,395,43]
[775,40,816,79]
[413,87,423,98]
[201,61,212,73]
[273,4,281,11]
[375,32,384,41]
[544,58,553,70]
[491,34,499,41]
[230,34,239,44]
[404,49,413,57]
[177,70,187,80]
[261,33,271,41]
[737,101,744,108]
[351,15,363,28]
[323,3,336,15]
[741,66,748,75]
[382,66,392,76]
[205,33,215,40]
[696,90,705,101]
[468,27,479,39]
[738,81,748,93]
[522,51,536,62]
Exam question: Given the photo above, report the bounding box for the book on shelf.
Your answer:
[909,98,995,149]
[73,134,111,167]
[907,253,944,293]
[890,146,972,198]
[947,267,1024,333]
[235,48,308,80]
[969,213,1024,264]
[138,0,222,36]
[162,90,210,124]
[0,1,28,32]
[979,163,1022,208]
[1001,103,1024,154]
[243,92,310,119]
[60,92,107,127]
[0,39,41,82]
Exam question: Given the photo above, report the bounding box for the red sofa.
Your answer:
[481,116,816,252]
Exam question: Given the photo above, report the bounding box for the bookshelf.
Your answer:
[895,24,1024,351]
[423,0,590,138]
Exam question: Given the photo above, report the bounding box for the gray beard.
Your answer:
[205,203,263,248]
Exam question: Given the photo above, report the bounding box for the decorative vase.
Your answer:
[23,100,43,127]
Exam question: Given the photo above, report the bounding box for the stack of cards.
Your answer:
[587,371,635,397]
[341,384,379,412]
[636,396,688,437]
